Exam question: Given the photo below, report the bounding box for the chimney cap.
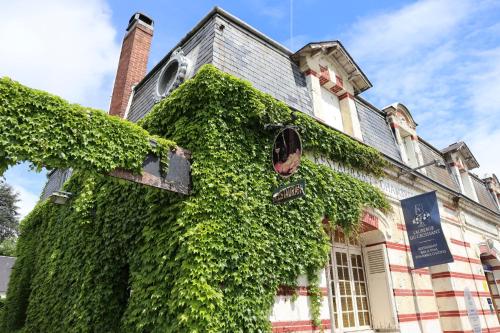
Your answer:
[127,12,154,31]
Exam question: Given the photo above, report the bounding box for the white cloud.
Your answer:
[12,184,40,220]
[344,0,500,176]
[0,0,120,109]
[0,0,120,218]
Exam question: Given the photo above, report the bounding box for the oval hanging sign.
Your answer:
[272,127,302,177]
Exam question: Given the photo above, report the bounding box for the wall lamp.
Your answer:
[398,159,447,177]
[49,191,73,205]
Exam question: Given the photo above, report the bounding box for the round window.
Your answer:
[157,60,179,97]
[156,48,190,99]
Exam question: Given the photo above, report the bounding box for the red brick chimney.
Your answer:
[109,12,154,118]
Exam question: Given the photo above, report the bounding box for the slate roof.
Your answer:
[471,174,498,211]
[355,98,402,162]
[40,169,73,201]
[419,139,460,191]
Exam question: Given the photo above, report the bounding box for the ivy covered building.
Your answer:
[5,7,500,333]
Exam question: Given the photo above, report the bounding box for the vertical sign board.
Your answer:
[464,287,482,333]
[400,191,454,269]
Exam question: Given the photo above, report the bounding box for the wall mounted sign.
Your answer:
[464,287,482,333]
[400,191,454,269]
[272,127,302,177]
[110,148,191,195]
[272,180,305,204]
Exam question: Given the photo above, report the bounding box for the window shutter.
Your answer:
[362,244,398,329]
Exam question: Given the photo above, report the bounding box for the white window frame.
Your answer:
[326,239,372,333]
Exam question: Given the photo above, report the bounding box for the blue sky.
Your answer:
[1,0,499,218]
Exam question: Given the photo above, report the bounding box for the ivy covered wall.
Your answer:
[1,65,389,332]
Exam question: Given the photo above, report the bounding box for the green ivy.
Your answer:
[0,77,175,175]
[1,65,389,332]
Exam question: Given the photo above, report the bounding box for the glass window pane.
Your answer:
[352,268,359,281]
[364,312,370,325]
[343,267,350,280]
[351,254,357,267]
[362,297,368,309]
[358,312,364,325]
[347,297,353,311]
[345,281,352,294]
[361,283,367,294]
[342,312,349,326]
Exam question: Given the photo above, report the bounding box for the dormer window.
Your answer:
[442,141,480,201]
[292,41,371,141]
[383,103,425,170]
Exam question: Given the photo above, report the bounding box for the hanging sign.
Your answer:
[400,191,453,269]
[272,180,305,204]
[272,127,302,177]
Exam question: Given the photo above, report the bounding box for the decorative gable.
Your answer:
[292,41,370,140]
[292,41,372,96]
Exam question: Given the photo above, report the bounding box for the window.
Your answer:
[327,229,371,331]
[320,87,343,131]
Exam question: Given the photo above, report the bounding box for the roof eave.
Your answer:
[292,41,372,94]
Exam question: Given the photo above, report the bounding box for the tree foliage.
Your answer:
[0,237,17,257]
[0,180,19,242]
[1,65,389,332]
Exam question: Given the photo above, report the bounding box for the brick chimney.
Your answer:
[109,12,154,118]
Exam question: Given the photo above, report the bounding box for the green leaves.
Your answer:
[0,77,175,175]
[2,65,389,332]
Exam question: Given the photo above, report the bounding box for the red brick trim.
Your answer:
[431,271,486,280]
[272,319,330,332]
[397,311,439,322]
[367,241,481,265]
[335,75,343,87]
[304,69,319,77]
[435,290,491,298]
[439,309,493,317]
[450,238,470,248]
[338,92,354,100]
[386,242,411,251]
[393,288,434,296]
[361,212,379,231]
[390,264,430,275]
[453,255,481,264]
[319,65,330,85]
[329,85,343,94]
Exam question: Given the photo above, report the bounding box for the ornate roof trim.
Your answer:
[291,41,372,94]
